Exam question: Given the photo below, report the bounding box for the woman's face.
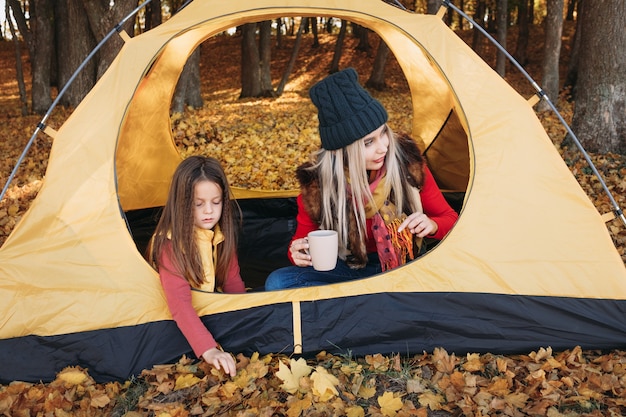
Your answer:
[362,124,389,171]
[193,180,223,230]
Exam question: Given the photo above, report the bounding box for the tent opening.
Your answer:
[117,16,470,289]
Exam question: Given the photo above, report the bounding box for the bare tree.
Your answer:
[495,0,508,76]
[366,39,390,91]
[55,0,97,108]
[259,20,275,97]
[276,18,306,95]
[471,0,486,57]
[83,0,136,78]
[8,0,54,114]
[329,19,347,74]
[571,0,626,153]
[240,22,261,98]
[564,0,583,97]
[537,0,564,112]
[171,49,203,113]
[513,0,531,66]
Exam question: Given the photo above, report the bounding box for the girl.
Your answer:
[265,68,458,290]
[148,156,245,377]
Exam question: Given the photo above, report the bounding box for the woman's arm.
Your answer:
[419,166,459,240]
[286,194,318,264]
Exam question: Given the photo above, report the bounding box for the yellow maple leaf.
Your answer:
[358,384,377,399]
[432,347,456,373]
[286,395,312,417]
[89,390,111,408]
[174,374,201,390]
[365,353,389,371]
[378,391,403,417]
[463,353,483,372]
[276,357,312,394]
[486,378,510,396]
[57,367,88,386]
[418,391,444,410]
[311,366,339,401]
[345,405,365,417]
[504,391,529,408]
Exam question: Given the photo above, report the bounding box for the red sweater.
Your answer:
[158,241,245,357]
[288,166,458,264]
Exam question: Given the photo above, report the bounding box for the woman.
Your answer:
[265,68,458,290]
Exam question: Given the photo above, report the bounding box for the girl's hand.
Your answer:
[398,212,438,238]
[202,347,237,377]
[290,238,312,267]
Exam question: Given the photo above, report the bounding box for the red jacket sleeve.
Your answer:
[286,194,319,264]
[420,166,459,240]
[222,255,246,293]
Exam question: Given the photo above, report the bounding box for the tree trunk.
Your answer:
[537,0,564,112]
[309,17,319,48]
[354,24,372,56]
[28,0,54,114]
[472,0,486,56]
[276,18,283,49]
[513,0,530,66]
[171,48,203,113]
[426,0,439,14]
[495,0,508,76]
[329,19,347,74]
[366,40,390,91]
[566,0,578,20]
[144,0,162,31]
[564,0,583,97]
[83,0,135,79]
[571,0,626,154]
[7,4,28,115]
[55,0,96,108]
[276,18,305,96]
[259,20,274,97]
[240,22,261,98]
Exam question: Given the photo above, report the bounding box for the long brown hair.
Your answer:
[148,156,240,288]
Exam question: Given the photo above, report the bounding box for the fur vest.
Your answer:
[296,133,425,268]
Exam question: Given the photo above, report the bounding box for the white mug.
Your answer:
[307,230,338,271]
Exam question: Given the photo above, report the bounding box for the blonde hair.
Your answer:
[310,125,422,258]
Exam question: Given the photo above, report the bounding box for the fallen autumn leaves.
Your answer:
[2,346,625,416]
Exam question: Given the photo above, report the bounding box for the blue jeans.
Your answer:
[264,253,382,290]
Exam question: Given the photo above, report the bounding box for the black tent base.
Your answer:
[2,291,625,384]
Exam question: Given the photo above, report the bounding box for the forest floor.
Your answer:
[1,20,626,417]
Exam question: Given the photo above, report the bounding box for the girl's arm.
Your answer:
[222,255,246,293]
[159,244,217,358]
[419,166,459,240]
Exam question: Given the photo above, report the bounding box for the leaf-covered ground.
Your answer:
[1,23,625,417]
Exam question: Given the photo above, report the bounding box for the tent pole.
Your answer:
[0,0,153,203]
[440,0,626,227]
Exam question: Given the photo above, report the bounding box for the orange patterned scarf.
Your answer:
[365,170,422,271]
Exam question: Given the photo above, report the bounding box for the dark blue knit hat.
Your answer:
[309,68,388,150]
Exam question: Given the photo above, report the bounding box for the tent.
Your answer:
[1,0,625,384]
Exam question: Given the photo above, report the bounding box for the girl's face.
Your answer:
[193,180,223,230]
[362,124,389,171]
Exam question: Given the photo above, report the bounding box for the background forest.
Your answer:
[1,0,626,416]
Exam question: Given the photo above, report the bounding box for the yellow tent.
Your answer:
[1,0,625,383]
